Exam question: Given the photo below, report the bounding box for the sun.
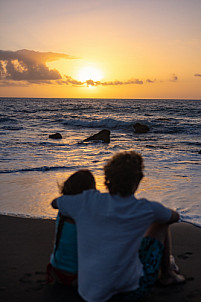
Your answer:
[77,66,103,83]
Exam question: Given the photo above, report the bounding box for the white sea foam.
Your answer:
[62,117,133,129]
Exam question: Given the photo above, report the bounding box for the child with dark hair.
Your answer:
[52,151,185,301]
[104,151,144,196]
[46,169,96,286]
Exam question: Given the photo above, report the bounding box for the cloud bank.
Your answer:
[85,79,144,86]
[0,49,180,88]
[57,77,144,87]
[0,49,144,87]
[0,49,74,83]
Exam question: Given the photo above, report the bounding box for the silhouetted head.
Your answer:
[61,169,96,195]
[104,151,144,196]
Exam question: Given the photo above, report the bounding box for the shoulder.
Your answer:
[137,198,172,222]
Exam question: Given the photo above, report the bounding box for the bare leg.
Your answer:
[144,223,185,285]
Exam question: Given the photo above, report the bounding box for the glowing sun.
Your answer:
[77,66,103,83]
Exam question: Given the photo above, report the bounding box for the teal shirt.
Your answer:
[50,213,78,273]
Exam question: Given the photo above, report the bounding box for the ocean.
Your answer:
[0,98,201,227]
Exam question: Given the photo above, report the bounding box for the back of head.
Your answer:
[104,151,144,197]
[61,169,96,195]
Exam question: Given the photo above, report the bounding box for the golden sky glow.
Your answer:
[0,0,201,99]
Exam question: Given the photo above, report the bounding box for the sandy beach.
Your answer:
[0,214,201,302]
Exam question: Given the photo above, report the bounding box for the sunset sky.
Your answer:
[1,0,201,99]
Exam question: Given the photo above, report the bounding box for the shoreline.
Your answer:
[0,212,56,220]
[1,214,201,301]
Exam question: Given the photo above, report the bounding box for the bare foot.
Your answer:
[159,270,185,286]
[170,255,180,273]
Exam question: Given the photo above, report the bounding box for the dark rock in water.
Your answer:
[49,133,62,139]
[199,150,201,154]
[84,129,110,143]
[133,123,150,134]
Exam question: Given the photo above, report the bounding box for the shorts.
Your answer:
[111,237,164,301]
[46,263,78,287]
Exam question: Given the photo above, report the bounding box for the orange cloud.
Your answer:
[0,49,75,84]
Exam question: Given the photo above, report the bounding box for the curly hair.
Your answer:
[61,169,96,195]
[104,151,144,196]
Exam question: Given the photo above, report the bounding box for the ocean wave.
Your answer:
[0,117,18,123]
[39,142,67,147]
[185,141,201,147]
[0,165,72,174]
[61,117,197,134]
[62,118,135,129]
[179,212,201,228]
[151,122,190,134]
[1,125,23,131]
[0,116,22,130]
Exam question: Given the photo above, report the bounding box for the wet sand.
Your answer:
[0,214,201,302]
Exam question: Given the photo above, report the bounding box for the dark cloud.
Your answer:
[125,79,143,85]
[0,49,75,83]
[58,78,144,87]
[146,79,155,83]
[86,79,96,86]
[169,74,178,82]
[84,79,143,86]
[102,79,143,85]
[194,73,201,77]
[61,76,84,86]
